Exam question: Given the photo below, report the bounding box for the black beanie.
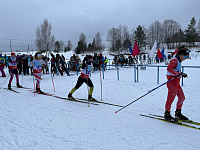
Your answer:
[177,45,190,56]
[87,55,93,59]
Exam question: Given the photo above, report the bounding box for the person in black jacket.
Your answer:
[68,55,97,101]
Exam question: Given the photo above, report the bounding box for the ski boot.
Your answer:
[36,87,44,94]
[164,110,178,122]
[88,95,97,102]
[8,83,11,90]
[68,93,75,100]
[175,109,188,120]
[17,82,23,88]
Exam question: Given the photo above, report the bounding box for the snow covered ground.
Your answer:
[0,51,200,150]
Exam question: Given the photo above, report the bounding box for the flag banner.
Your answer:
[129,44,133,54]
[161,48,165,58]
[132,40,139,57]
[157,48,163,59]
[164,47,168,59]
[173,49,178,55]
[149,41,157,58]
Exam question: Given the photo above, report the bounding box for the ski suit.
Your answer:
[8,56,19,84]
[29,59,45,88]
[74,62,93,89]
[165,57,185,111]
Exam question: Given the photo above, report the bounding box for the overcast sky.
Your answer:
[0,0,200,52]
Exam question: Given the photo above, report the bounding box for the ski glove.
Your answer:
[182,73,188,78]
[175,72,187,78]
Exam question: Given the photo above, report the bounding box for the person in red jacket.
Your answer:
[164,45,190,122]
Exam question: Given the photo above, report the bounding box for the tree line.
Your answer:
[35,17,200,54]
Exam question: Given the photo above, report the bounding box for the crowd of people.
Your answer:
[112,53,174,66]
[0,50,183,79]
[0,52,109,78]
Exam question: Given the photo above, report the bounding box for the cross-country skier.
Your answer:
[68,55,97,101]
[29,52,45,93]
[164,45,190,122]
[8,52,22,89]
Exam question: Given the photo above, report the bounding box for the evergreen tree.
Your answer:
[64,40,72,52]
[75,33,87,54]
[134,25,147,50]
[87,43,93,52]
[123,38,132,49]
[54,40,61,53]
[185,17,198,45]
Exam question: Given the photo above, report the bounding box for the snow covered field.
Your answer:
[0,51,200,150]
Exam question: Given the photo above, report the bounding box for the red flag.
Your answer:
[173,49,178,55]
[132,40,139,57]
[157,48,163,59]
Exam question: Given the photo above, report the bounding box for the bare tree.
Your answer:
[147,20,163,46]
[95,32,102,50]
[130,28,136,45]
[79,33,86,43]
[162,19,181,48]
[122,25,129,42]
[107,28,118,52]
[122,25,130,50]
[35,19,55,53]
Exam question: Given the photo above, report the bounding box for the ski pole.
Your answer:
[86,63,90,107]
[87,78,90,107]
[100,66,103,101]
[0,69,14,89]
[51,73,56,92]
[33,75,35,97]
[0,75,9,89]
[22,70,24,86]
[115,76,178,114]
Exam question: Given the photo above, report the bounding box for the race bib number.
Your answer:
[34,61,42,69]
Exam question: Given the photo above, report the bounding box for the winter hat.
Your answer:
[177,45,190,56]
[87,55,93,59]
[11,52,15,56]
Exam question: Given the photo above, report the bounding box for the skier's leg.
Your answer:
[8,73,13,89]
[165,77,179,111]
[16,74,19,83]
[86,78,96,100]
[68,76,84,98]
[175,85,188,120]
[176,85,185,110]
[34,73,41,91]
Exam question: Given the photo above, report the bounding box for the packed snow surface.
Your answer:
[1,52,200,150]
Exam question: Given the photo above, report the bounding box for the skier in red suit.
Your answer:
[164,45,190,122]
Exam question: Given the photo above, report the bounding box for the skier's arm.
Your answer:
[167,59,179,76]
[81,57,87,69]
